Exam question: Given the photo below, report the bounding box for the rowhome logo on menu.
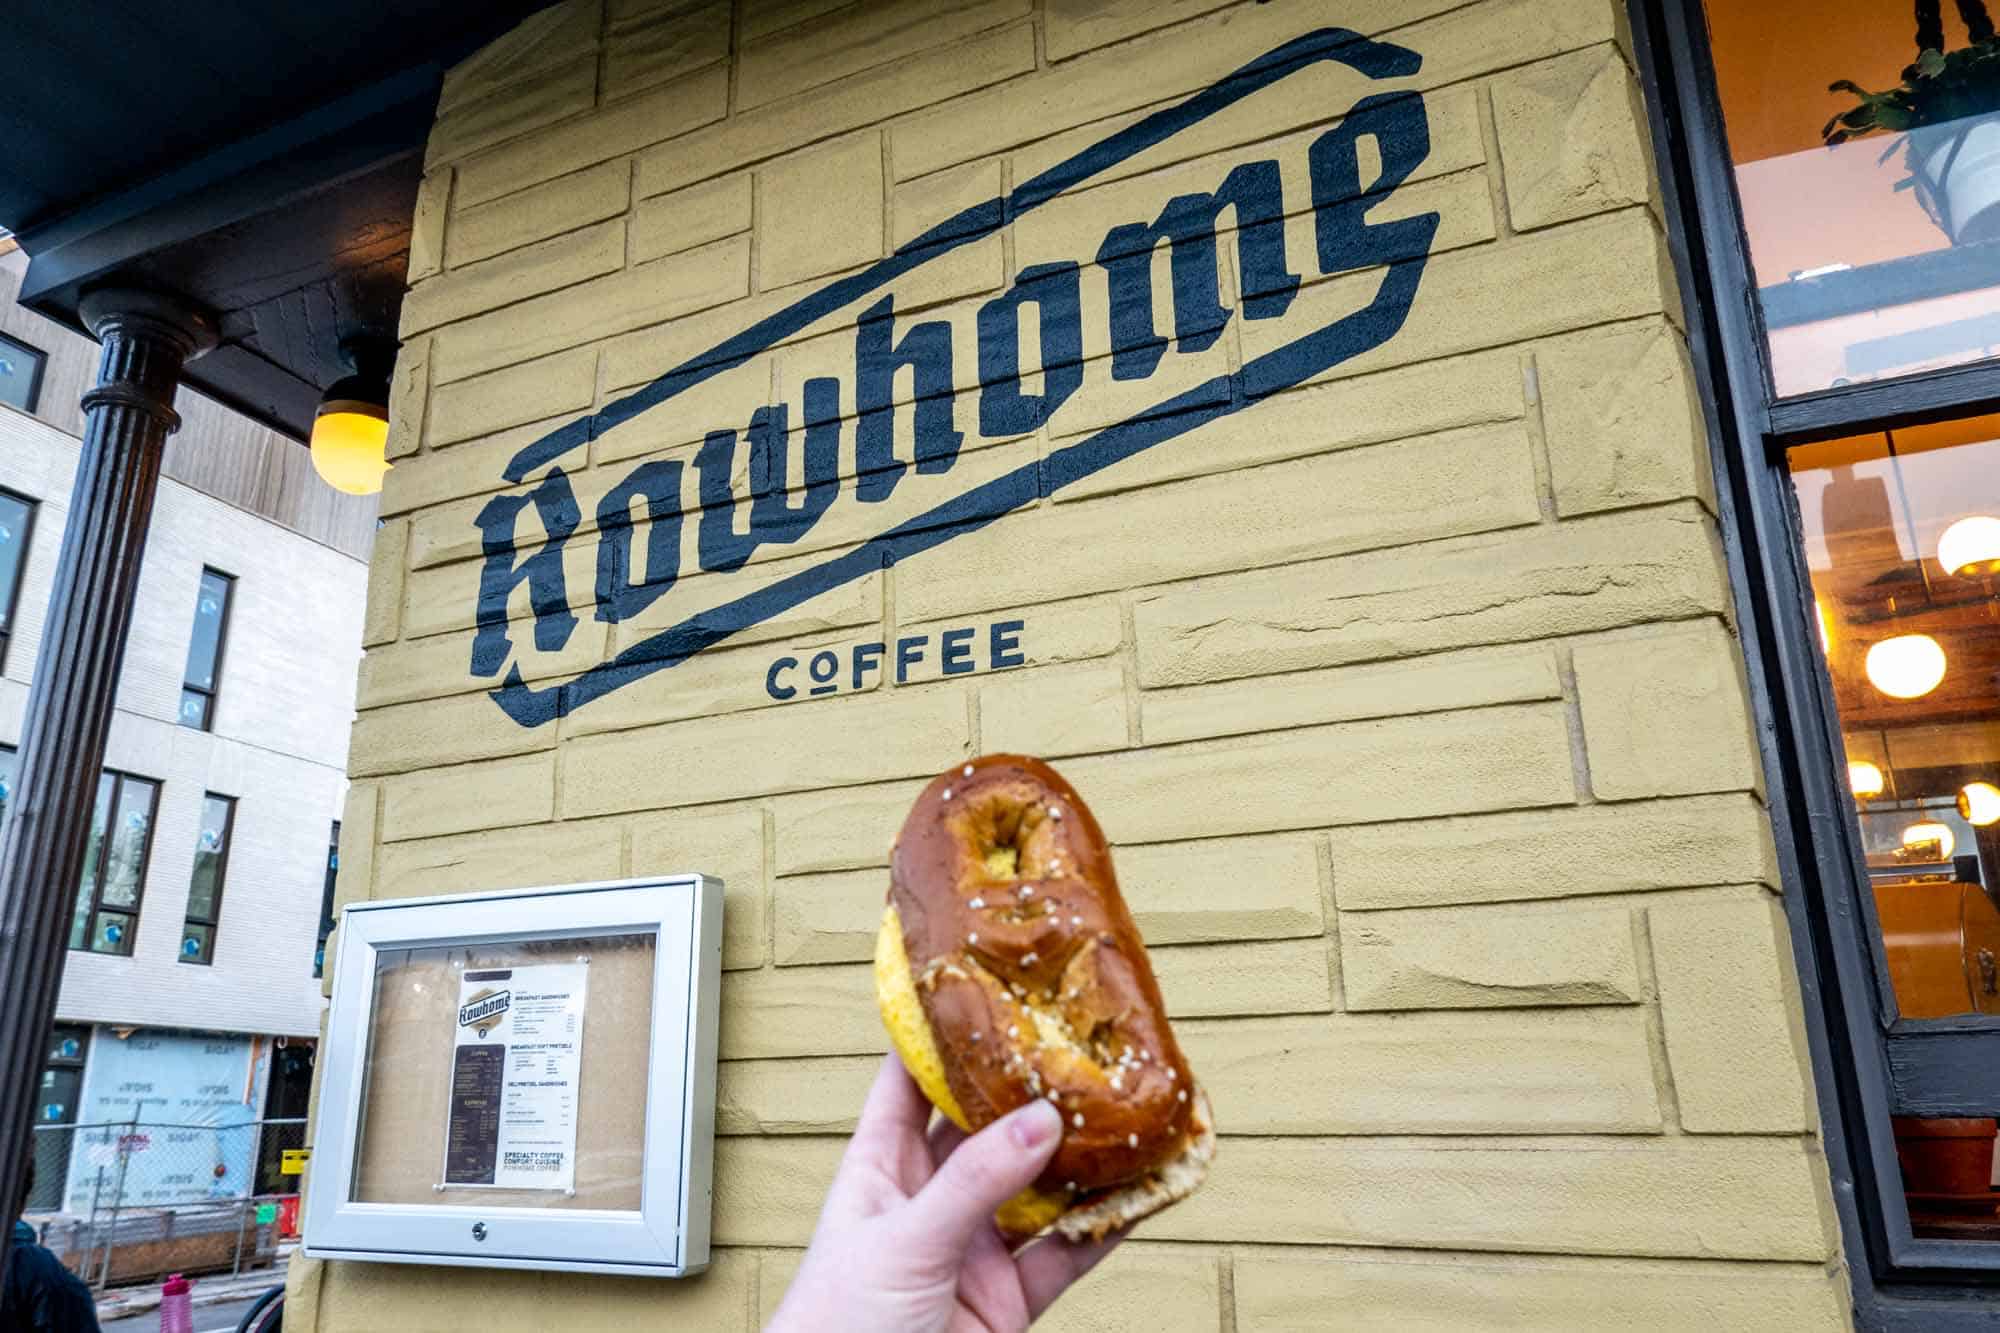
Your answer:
[459,988,512,1037]
[469,27,1443,728]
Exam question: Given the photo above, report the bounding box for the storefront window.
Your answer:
[1645,0,2000,1305]
[1706,1,2000,396]
[1791,411,2000,1237]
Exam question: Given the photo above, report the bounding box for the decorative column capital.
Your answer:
[75,288,219,433]
[78,286,219,357]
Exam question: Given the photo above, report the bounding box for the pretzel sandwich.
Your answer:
[874,754,1215,1241]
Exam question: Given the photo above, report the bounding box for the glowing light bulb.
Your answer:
[1864,634,1947,699]
[309,408,391,496]
[1848,760,1885,799]
[1938,515,2000,577]
[1902,821,1957,859]
[1958,782,2000,827]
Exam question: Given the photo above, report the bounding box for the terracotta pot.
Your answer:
[1893,1116,1998,1196]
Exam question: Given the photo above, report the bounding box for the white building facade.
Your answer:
[1,246,373,1213]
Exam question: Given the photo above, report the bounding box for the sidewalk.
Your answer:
[92,1243,294,1322]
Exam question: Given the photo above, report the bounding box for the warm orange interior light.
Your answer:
[1848,760,1885,800]
[1864,634,1947,700]
[310,406,391,497]
[1959,782,2000,827]
[1902,821,1957,860]
[1938,515,2000,577]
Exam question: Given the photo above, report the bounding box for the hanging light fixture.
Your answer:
[1958,781,2000,827]
[310,336,395,496]
[1939,515,2000,577]
[1902,820,1957,859]
[1864,633,1947,699]
[1848,760,1885,799]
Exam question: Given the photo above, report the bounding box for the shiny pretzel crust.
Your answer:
[886,754,1211,1235]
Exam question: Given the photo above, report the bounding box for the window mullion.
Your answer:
[1888,1029,2000,1115]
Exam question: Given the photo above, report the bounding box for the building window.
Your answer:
[314,819,339,978]
[179,793,235,965]
[0,332,44,413]
[178,567,234,730]
[1640,0,2000,1310]
[70,770,160,955]
[1703,2,2000,397]
[0,742,15,829]
[28,1024,89,1212]
[0,488,35,672]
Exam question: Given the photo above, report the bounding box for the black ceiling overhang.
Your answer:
[0,4,551,440]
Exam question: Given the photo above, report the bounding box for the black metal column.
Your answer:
[0,290,213,1271]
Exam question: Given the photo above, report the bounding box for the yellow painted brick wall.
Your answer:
[294,0,1854,1327]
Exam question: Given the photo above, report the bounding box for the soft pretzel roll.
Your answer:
[880,753,1213,1240]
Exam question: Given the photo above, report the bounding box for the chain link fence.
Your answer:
[26,1115,307,1289]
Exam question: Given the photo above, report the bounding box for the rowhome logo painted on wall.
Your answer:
[471,28,1441,727]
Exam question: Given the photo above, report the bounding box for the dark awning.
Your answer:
[0,2,551,439]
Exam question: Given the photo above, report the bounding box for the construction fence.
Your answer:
[26,1115,307,1288]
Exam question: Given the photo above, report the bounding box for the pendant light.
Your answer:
[1902,820,1957,859]
[1938,515,2000,577]
[310,336,395,496]
[1848,760,1885,800]
[1864,633,1947,699]
[1959,781,2000,827]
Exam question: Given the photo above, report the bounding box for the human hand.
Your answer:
[766,1053,1125,1332]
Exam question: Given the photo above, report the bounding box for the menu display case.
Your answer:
[303,876,721,1276]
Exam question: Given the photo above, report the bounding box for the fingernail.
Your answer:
[1008,1098,1062,1149]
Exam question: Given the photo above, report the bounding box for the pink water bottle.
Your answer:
[160,1272,193,1333]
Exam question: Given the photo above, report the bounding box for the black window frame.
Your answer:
[28,1023,89,1212]
[178,566,236,732]
[0,741,16,829]
[0,486,37,674]
[1630,0,2000,1319]
[0,331,46,414]
[71,768,162,957]
[178,791,236,966]
[314,818,339,979]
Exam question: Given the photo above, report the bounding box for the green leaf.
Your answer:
[1917,47,1948,76]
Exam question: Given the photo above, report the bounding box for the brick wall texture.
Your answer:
[291,0,1855,1327]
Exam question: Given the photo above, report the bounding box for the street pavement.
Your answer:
[103,1292,267,1330]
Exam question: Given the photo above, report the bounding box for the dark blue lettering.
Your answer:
[977,262,1084,437]
[593,458,685,624]
[896,635,927,683]
[852,641,886,688]
[481,30,1433,729]
[697,385,841,572]
[855,297,962,501]
[765,656,799,700]
[808,650,840,695]
[941,627,976,675]
[1096,159,1297,381]
[472,469,580,677]
[990,619,1025,669]
[1310,92,1439,275]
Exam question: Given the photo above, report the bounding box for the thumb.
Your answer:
[900,1099,1063,1253]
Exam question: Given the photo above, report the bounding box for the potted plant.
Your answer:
[1823,0,2000,244]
